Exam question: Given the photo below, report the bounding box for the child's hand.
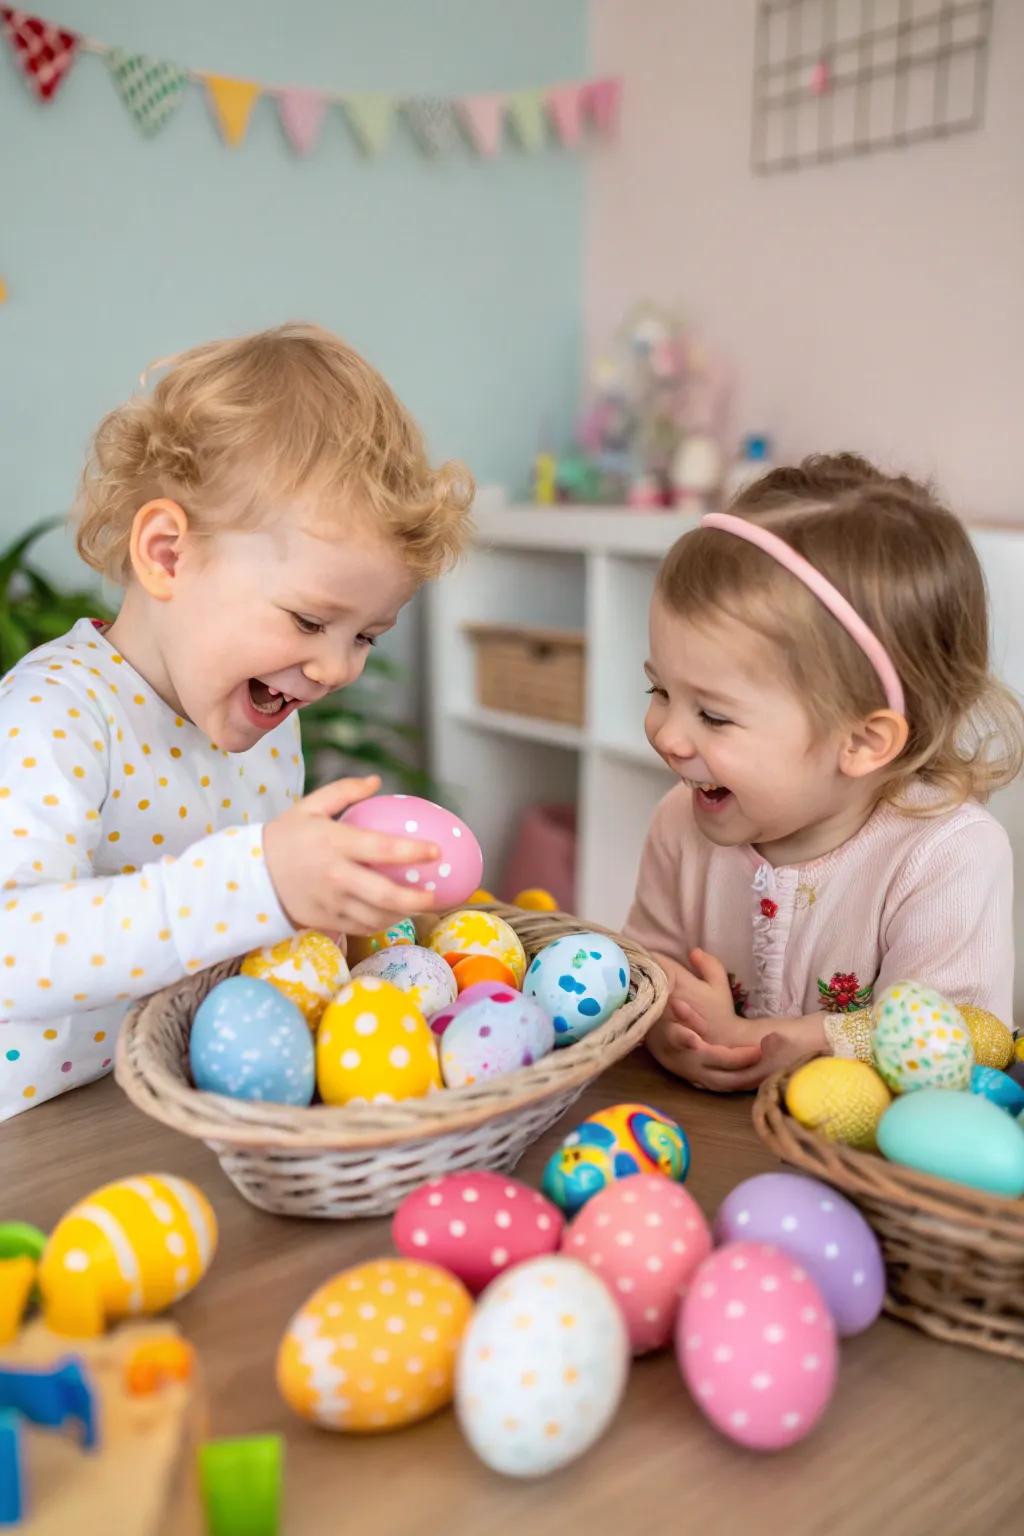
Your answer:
[647,1012,765,1091]
[264,775,442,936]
[669,948,757,1048]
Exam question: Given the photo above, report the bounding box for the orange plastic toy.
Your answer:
[124,1336,196,1396]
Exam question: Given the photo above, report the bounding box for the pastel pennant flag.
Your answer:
[546,82,585,148]
[343,92,393,156]
[277,87,327,156]
[457,93,504,158]
[105,48,187,137]
[1,7,78,102]
[404,96,458,157]
[506,88,547,153]
[585,76,622,135]
[204,73,261,147]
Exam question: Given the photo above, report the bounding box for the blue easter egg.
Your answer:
[190,975,315,1105]
[523,932,630,1047]
[970,1064,1024,1116]
[877,1087,1024,1197]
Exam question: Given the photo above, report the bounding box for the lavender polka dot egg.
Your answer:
[714,1173,885,1337]
[340,794,483,907]
[440,990,555,1088]
[190,975,315,1106]
[523,932,630,1047]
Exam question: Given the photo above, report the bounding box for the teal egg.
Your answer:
[970,1064,1024,1116]
[877,1088,1024,1197]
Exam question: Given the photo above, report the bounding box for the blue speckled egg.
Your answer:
[970,1064,1024,1116]
[523,932,630,1047]
[190,975,315,1105]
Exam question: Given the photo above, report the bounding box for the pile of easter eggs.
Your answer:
[188,794,633,1110]
[275,1098,887,1466]
[784,981,1024,1198]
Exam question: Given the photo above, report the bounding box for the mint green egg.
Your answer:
[877,1088,1024,1197]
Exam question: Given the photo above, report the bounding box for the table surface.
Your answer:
[6,1057,1022,1536]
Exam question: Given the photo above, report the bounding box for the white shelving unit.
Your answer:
[425,499,696,930]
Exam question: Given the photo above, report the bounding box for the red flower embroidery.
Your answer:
[817,971,873,1014]
[760,897,778,920]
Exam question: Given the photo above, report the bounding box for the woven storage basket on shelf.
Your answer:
[116,905,666,1221]
[754,1062,1024,1362]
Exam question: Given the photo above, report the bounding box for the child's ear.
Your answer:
[130,499,189,599]
[838,709,909,779]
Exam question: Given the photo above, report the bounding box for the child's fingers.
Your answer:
[333,824,440,867]
[303,775,381,818]
[690,948,730,992]
[335,861,437,917]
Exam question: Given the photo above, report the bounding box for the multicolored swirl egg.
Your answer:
[540,1102,690,1215]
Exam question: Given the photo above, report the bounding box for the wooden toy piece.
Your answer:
[198,1435,282,1536]
[0,1359,96,1450]
[124,1337,195,1397]
[0,1408,24,1525]
[0,1259,36,1346]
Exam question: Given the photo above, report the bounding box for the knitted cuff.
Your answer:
[822,1007,874,1063]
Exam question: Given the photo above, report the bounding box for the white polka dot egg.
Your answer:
[339,794,483,908]
[351,945,457,1022]
[240,929,349,1028]
[190,975,314,1105]
[316,977,441,1105]
[393,1172,564,1294]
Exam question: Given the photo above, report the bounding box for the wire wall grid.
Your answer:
[751,0,994,173]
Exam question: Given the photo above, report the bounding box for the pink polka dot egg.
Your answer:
[393,1171,564,1294]
[340,794,483,907]
[677,1241,838,1451]
[562,1175,711,1354]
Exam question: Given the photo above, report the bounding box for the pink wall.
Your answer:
[586,0,1024,523]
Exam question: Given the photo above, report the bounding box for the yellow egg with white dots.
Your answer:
[241,930,349,1028]
[785,1057,892,1150]
[957,1005,1014,1070]
[316,977,441,1105]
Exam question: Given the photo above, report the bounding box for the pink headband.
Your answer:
[700,512,906,717]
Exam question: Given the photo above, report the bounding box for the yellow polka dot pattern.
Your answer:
[241,930,349,1028]
[317,978,440,1105]
[428,909,527,986]
[958,1005,1014,1070]
[277,1259,472,1432]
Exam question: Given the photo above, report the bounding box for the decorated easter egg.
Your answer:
[440,991,555,1088]
[190,976,314,1105]
[541,1103,690,1216]
[871,981,973,1093]
[428,910,527,986]
[38,1174,217,1337]
[455,1255,628,1477]
[316,978,441,1105]
[784,1058,892,1151]
[340,795,483,908]
[970,1064,1024,1115]
[347,918,417,967]
[277,1259,472,1432]
[240,930,349,1028]
[958,1005,1014,1070]
[513,888,559,912]
[393,1173,564,1293]
[523,932,630,1046]
[351,945,457,1021]
[428,980,517,1038]
[452,954,518,993]
[877,1088,1024,1197]
[677,1242,838,1451]
[562,1175,712,1354]
[713,1173,885,1337]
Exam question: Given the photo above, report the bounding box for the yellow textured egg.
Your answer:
[958,1005,1014,1069]
[428,909,527,987]
[277,1258,472,1432]
[241,930,349,1028]
[37,1174,217,1337]
[785,1058,893,1151]
[316,977,441,1105]
[347,918,418,967]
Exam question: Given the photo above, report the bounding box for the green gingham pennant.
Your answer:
[105,47,188,137]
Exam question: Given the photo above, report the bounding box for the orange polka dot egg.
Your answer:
[428,909,526,987]
[240,929,349,1028]
[316,977,441,1105]
[871,981,973,1093]
[277,1258,472,1431]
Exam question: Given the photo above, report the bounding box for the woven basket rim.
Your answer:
[115,905,667,1152]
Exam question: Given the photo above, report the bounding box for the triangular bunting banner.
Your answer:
[546,82,585,148]
[204,73,260,147]
[585,76,622,134]
[506,88,547,152]
[105,48,187,137]
[403,96,458,157]
[342,92,394,157]
[457,93,504,158]
[277,87,327,156]
[1,7,77,102]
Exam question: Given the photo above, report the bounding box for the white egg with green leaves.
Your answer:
[871,981,973,1093]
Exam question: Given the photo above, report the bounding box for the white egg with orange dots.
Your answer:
[339,793,484,908]
[427,908,527,987]
[316,976,441,1105]
[240,929,349,1028]
[37,1174,217,1337]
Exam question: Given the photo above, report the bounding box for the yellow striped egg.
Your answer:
[38,1174,217,1337]
[785,1058,892,1150]
[957,1005,1014,1070]
[427,910,527,986]
[241,930,349,1029]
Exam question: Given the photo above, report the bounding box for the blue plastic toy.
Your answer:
[0,1410,23,1527]
[0,1359,96,1449]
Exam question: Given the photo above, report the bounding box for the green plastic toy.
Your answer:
[0,1222,46,1263]
[198,1435,282,1536]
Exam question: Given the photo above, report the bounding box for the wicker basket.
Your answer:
[115,906,666,1221]
[754,1062,1024,1361]
[464,624,586,726]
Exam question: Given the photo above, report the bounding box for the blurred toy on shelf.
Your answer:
[198,1434,282,1536]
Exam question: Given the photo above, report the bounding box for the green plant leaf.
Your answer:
[0,517,64,594]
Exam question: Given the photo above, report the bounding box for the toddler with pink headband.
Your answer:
[625,452,1023,1090]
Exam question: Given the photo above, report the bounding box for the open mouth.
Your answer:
[683,777,733,811]
[246,679,300,719]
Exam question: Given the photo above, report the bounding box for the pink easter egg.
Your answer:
[341,794,483,907]
[677,1242,838,1451]
[561,1175,711,1354]
[393,1171,564,1294]
[427,980,519,1038]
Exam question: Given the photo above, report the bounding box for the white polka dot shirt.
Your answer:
[0,619,303,1120]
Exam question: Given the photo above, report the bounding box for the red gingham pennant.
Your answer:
[1,7,79,102]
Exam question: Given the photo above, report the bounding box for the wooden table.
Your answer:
[6,1058,1022,1536]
